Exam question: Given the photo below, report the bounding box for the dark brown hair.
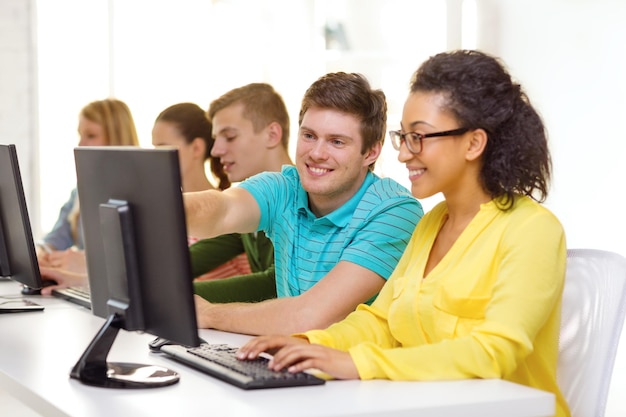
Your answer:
[156,102,230,190]
[299,72,386,169]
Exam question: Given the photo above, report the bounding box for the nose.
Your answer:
[210,138,226,157]
[397,141,413,163]
[308,139,329,161]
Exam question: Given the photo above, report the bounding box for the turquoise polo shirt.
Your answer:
[239,166,422,298]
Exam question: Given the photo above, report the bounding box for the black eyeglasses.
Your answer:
[389,127,469,154]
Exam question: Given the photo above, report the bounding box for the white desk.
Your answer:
[0,280,556,417]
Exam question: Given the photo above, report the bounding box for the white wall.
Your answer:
[33,0,448,235]
[0,0,39,234]
[474,0,626,257]
[2,0,625,259]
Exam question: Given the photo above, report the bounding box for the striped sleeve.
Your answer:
[340,179,423,280]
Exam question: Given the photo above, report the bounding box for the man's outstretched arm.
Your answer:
[184,187,260,239]
[194,261,384,336]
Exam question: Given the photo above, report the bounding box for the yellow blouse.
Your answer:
[304,196,569,417]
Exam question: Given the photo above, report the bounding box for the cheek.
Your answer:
[294,140,309,158]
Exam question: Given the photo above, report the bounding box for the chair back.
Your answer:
[558,248,626,417]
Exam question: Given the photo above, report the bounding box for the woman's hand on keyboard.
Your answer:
[237,335,359,380]
[237,335,308,360]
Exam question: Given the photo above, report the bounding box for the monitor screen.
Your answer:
[72,146,201,388]
[0,144,44,291]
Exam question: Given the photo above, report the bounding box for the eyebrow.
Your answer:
[404,120,437,131]
[215,126,238,137]
[299,125,354,142]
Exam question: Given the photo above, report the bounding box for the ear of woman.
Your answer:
[465,128,488,161]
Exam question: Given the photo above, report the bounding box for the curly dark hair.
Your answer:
[155,102,230,190]
[410,50,551,209]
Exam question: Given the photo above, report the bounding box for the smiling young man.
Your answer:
[184,72,423,336]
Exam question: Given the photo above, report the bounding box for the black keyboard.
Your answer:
[51,286,91,309]
[159,343,326,389]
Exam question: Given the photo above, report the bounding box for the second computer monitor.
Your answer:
[74,146,200,347]
[0,144,43,290]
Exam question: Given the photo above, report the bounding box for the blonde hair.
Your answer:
[80,98,140,146]
[69,98,139,243]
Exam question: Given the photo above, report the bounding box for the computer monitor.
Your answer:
[72,146,201,388]
[0,144,45,304]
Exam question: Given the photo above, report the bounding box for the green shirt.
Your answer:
[190,232,276,303]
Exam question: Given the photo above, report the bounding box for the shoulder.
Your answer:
[360,176,421,211]
[368,176,414,198]
[500,196,564,237]
[511,196,561,223]
[240,165,298,190]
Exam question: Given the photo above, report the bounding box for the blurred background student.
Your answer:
[152,102,251,277]
[37,98,139,282]
[38,101,250,292]
[189,83,293,302]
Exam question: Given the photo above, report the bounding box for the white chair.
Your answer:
[557,248,626,417]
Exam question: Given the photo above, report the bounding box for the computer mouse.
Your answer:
[149,336,207,352]
[21,280,56,295]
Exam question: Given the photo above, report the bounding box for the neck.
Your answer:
[443,184,490,230]
[182,170,215,193]
[264,148,294,172]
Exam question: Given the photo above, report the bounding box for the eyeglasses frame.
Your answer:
[389,127,470,154]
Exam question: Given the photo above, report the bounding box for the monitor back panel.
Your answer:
[74,147,198,343]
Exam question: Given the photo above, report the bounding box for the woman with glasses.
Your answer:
[238,50,569,417]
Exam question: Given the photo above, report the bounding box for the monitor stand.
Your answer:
[70,313,179,388]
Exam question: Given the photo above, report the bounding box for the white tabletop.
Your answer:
[0,280,555,417]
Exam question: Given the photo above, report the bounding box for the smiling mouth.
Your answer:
[408,168,426,181]
[307,165,332,176]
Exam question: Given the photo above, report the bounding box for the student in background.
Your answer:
[37,98,139,283]
[189,83,293,301]
[185,72,423,335]
[39,101,246,292]
[238,50,569,417]
[152,102,230,194]
[152,101,253,278]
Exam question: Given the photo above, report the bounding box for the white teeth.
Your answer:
[309,167,329,174]
[409,169,425,176]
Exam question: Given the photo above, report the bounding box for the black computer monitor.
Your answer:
[72,146,201,388]
[0,144,45,301]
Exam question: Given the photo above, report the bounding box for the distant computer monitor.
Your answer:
[72,146,201,388]
[0,144,44,292]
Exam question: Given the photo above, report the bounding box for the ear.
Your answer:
[466,128,488,162]
[190,137,207,159]
[363,141,382,167]
[265,122,283,149]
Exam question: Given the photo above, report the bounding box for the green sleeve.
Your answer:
[240,232,274,272]
[193,266,277,303]
[189,234,245,278]
[192,231,277,303]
